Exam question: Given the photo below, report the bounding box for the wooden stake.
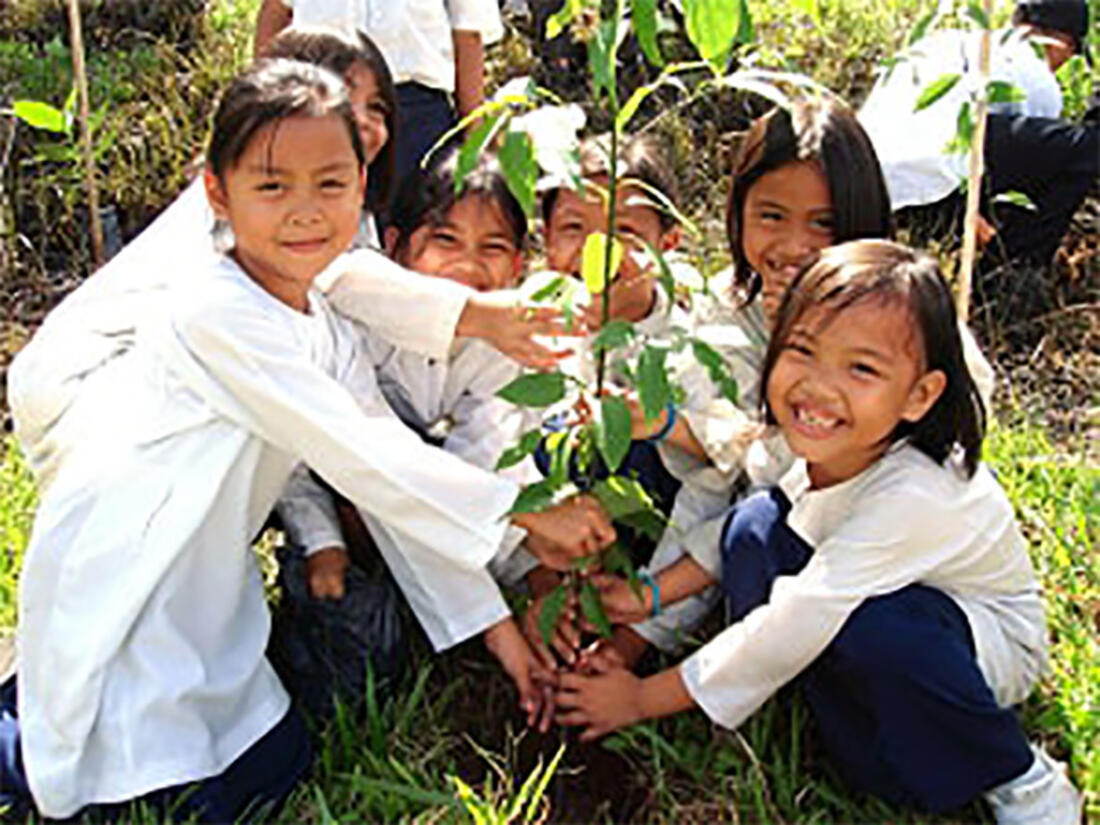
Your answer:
[66,0,104,269]
[956,0,994,323]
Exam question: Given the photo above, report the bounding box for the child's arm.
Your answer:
[254,0,291,57]
[484,616,558,732]
[557,657,696,741]
[323,249,576,368]
[452,30,485,119]
[589,554,716,625]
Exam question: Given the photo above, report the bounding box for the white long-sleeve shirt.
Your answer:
[277,332,543,646]
[859,28,1062,209]
[681,443,1048,732]
[14,255,519,817]
[9,178,472,494]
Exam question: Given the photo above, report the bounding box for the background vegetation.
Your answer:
[0,0,1096,822]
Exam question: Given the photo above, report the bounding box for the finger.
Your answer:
[579,724,606,743]
[558,671,589,691]
[551,632,576,665]
[537,683,556,733]
[554,709,591,727]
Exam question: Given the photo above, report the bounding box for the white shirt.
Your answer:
[15,256,518,817]
[680,444,1048,732]
[278,332,543,648]
[859,28,1063,209]
[280,0,503,92]
[9,178,472,493]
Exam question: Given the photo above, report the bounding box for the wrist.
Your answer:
[638,570,661,617]
[647,403,677,443]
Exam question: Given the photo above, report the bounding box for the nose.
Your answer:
[287,192,323,226]
[777,227,818,266]
[447,254,493,291]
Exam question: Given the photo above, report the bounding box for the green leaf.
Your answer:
[596,396,632,473]
[992,190,1038,211]
[545,0,585,40]
[588,15,618,100]
[524,744,566,823]
[12,100,67,133]
[538,584,570,647]
[946,100,974,153]
[579,579,613,637]
[965,1,990,30]
[581,232,624,295]
[495,429,544,470]
[507,479,561,515]
[591,475,655,519]
[545,429,574,486]
[455,113,502,194]
[617,508,667,541]
[601,543,634,576]
[639,238,677,307]
[914,73,961,112]
[496,372,567,407]
[590,318,637,354]
[683,0,753,73]
[499,130,538,218]
[691,339,739,404]
[528,274,567,303]
[631,0,663,66]
[907,8,937,46]
[637,345,672,423]
[986,80,1026,104]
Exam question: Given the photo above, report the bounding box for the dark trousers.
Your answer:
[395,82,458,185]
[719,489,1034,813]
[0,675,311,823]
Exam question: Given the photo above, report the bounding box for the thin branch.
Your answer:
[67,0,104,269]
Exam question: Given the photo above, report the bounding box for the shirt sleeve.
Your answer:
[276,464,345,556]
[680,483,967,730]
[447,0,504,41]
[166,294,519,570]
[320,249,471,359]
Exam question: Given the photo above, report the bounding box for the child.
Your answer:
[558,239,1081,823]
[0,60,612,821]
[9,25,571,496]
[582,100,997,672]
[283,150,550,654]
[254,0,503,186]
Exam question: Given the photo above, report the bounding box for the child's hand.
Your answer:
[513,495,616,570]
[306,546,349,600]
[556,656,645,741]
[521,587,582,668]
[484,617,559,733]
[589,573,651,625]
[582,250,656,328]
[601,388,667,440]
[457,291,582,369]
[577,626,650,674]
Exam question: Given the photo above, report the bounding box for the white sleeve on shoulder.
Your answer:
[447,0,504,41]
[319,249,472,359]
[170,297,518,570]
[680,485,962,730]
[959,322,995,413]
[275,464,345,556]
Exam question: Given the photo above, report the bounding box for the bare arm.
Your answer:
[452,30,485,119]
[254,0,292,58]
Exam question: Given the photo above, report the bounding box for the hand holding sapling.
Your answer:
[483,616,559,732]
[513,495,616,569]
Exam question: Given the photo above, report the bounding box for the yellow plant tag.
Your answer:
[581,232,624,295]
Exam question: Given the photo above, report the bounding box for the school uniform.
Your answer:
[6,255,519,818]
[277,331,543,650]
[859,27,1099,263]
[280,0,503,181]
[681,444,1045,812]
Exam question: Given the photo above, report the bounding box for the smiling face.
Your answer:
[392,194,522,291]
[205,112,365,311]
[766,295,946,489]
[345,62,389,165]
[544,178,679,276]
[741,160,835,324]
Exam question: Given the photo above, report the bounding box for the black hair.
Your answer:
[387,149,528,259]
[207,59,364,181]
[1013,0,1089,55]
[262,25,397,210]
[726,98,892,302]
[540,132,680,231]
[760,239,986,477]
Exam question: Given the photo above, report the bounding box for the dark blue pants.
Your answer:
[395,82,457,185]
[720,489,1033,813]
[0,675,311,823]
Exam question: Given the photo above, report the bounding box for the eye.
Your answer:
[811,214,836,234]
[321,177,350,191]
[482,240,514,256]
[851,362,881,378]
[758,208,784,223]
[430,228,460,246]
[783,340,813,357]
[256,180,284,193]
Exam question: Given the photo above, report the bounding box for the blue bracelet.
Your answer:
[647,402,677,443]
[638,570,660,617]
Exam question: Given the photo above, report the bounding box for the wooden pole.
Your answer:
[956,0,994,323]
[66,0,104,269]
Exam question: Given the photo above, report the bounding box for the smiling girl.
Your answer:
[558,240,1079,824]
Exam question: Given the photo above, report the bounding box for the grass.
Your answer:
[2,0,1097,821]
[1,412,1095,823]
